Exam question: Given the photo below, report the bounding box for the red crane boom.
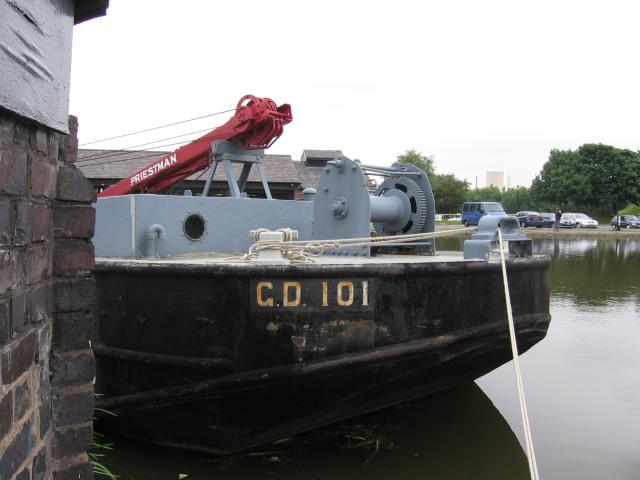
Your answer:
[98,95,292,198]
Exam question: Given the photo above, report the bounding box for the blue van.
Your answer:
[461,201,506,227]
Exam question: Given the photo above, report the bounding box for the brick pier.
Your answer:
[1,112,97,479]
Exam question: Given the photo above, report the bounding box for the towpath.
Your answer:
[435,224,640,239]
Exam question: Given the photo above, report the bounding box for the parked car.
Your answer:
[610,215,640,229]
[574,213,598,228]
[559,213,576,228]
[561,213,598,228]
[461,201,506,227]
[540,212,556,227]
[514,211,552,228]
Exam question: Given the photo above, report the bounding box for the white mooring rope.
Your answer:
[227,227,478,264]
[497,228,540,480]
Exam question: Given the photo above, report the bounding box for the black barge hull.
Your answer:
[93,256,550,454]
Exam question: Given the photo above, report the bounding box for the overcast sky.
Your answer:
[70,0,639,188]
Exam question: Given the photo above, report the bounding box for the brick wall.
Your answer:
[0,110,96,480]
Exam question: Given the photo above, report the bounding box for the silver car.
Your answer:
[562,213,598,228]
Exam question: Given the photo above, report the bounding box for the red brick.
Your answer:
[30,128,48,154]
[53,278,94,313]
[52,390,94,428]
[0,111,14,144]
[38,399,51,440]
[15,466,30,480]
[1,330,37,384]
[13,377,32,421]
[0,147,28,196]
[29,284,51,324]
[53,423,93,458]
[13,121,31,146]
[0,419,34,480]
[30,160,57,198]
[15,203,51,245]
[36,323,51,368]
[52,313,93,351]
[32,446,47,480]
[61,116,79,165]
[52,456,92,480]
[10,292,27,337]
[14,202,30,245]
[53,205,95,239]
[25,245,51,285]
[53,240,94,276]
[56,165,95,203]
[31,204,50,242]
[0,300,9,344]
[0,249,20,294]
[48,132,61,164]
[0,391,13,439]
[51,351,95,388]
[0,200,12,245]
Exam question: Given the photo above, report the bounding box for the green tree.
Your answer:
[431,174,470,213]
[532,144,640,215]
[397,149,435,177]
[501,186,535,213]
[464,186,503,203]
[531,149,589,211]
[579,144,640,214]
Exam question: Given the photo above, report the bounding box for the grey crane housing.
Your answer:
[94,141,436,258]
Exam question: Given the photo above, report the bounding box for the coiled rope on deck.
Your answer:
[497,228,540,480]
[226,227,477,263]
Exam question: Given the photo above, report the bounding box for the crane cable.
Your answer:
[76,125,220,163]
[79,108,236,146]
[76,129,237,168]
[497,228,540,480]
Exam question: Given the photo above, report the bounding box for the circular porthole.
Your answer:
[183,214,206,241]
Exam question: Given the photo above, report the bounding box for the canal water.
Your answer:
[98,238,640,480]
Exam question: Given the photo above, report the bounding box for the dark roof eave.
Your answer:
[74,0,109,24]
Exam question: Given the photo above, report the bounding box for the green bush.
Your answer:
[618,203,640,215]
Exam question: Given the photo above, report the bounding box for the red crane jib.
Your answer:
[98,95,292,198]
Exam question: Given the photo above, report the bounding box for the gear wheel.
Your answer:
[373,176,428,235]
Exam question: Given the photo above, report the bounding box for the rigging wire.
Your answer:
[77,130,235,168]
[78,151,171,168]
[76,125,219,163]
[78,108,235,146]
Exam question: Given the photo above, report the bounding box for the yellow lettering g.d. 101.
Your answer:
[255,280,369,309]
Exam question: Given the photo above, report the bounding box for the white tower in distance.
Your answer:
[486,171,505,190]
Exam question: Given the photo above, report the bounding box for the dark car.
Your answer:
[610,215,640,229]
[540,212,556,228]
[514,211,550,228]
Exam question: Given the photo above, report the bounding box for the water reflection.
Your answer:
[478,238,640,480]
[542,239,640,305]
[435,236,465,252]
[437,237,640,305]
[101,384,528,480]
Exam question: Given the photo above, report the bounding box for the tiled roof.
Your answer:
[78,149,165,179]
[301,149,343,164]
[77,149,301,184]
[293,161,325,189]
